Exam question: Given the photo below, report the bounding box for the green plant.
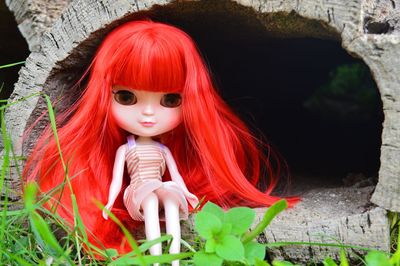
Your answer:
[193,200,288,266]
[303,63,379,122]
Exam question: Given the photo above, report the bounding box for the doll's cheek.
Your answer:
[111,104,136,129]
[162,109,183,128]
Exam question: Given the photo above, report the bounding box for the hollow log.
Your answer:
[3,0,400,262]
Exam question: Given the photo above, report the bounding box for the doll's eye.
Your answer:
[113,90,137,105]
[160,94,182,108]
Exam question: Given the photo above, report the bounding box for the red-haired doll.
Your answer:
[24,20,298,262]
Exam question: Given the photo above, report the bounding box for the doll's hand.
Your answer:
[185,191,199,208]
[102,203,113,220]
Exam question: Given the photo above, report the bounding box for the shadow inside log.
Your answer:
[145,4,387,262]
[0,1,29,100]
[199,37,383,196]
[149,5,384,198]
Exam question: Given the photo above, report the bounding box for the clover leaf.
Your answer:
[215,235,245,261]
[365,251,391,266]
[193,251,223,266]
[205,238,217,253]
[193,201,273,265]
[202,201,225,221]
[225,207,256,236]
[244,241,266,264]
[195,211,222,239]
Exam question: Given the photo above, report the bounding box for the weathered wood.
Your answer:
[363,0,400,34]
[3,0,399,262]
[258,186,389,263]
[5,0,72,52]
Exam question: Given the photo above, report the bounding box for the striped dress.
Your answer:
[123,136,188,221]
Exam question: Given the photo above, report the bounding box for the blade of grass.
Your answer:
[339,249,349,266]
[93,199,146,265]
[1,250,32,266]
[264,241,379,252]
[138,235,173,253]
[70,193,98,265]
[0,61,25,69]
[43,94,75,219]
[3,209,26,216]
[181,238,197,252]
[241,199,288,244]
[43,95,65,170]
[109,252,194,265]
[2,228,33,259]
[116,235,175,262]
[0,92,42,110]
[0,184,8,263]
[25,183,74,265]
[30,209,73,263]
[0,109,12,262]
[390,219,400,265]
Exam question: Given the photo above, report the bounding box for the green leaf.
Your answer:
[272,261,296,266]
[215,235,244,261]
[195,211,222,239]
[322,257,338,266]
[105,248,119,258]
[205,238,217,253]
[242,199,288,244]
[24,182,37,212]
[193,251,223,266]
[225,207,255,235]
[29,211,64,258]
[244,242,266,264]
[255,258,271,266]
[390,249,400,265]
[339,249,349,266]
[365,251,391,266]
[202,202,225,221]
[218,222,232,238]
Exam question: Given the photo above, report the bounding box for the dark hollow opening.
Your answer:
[150,4,383,194]
[202,38,383,193]
[0,2,30,100]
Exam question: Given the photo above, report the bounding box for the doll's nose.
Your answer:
[142,104,155,116]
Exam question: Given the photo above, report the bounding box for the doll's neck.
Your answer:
[136,136,155,144]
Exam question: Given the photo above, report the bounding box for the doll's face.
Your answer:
[111,85,183,137]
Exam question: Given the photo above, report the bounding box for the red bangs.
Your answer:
[111,30,186,93]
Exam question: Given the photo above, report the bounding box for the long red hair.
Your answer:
[24,20,298,254]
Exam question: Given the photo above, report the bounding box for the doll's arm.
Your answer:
[163,146,199,208]
[102,144,126,220]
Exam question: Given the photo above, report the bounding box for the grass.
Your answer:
[0,62,399,265]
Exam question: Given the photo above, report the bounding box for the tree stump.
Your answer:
[4,0,400,262]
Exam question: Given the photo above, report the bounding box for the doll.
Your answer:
[24,20,298,260]
[102,86,199,265]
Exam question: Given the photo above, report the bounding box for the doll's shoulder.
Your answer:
[159,143,172,157]
[155,141,168,149]
[116,143,128,154]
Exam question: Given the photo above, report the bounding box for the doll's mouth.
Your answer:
[140,121,156,127]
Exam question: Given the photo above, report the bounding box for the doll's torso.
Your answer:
[123,135,189,221]
[125,136,166,190]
